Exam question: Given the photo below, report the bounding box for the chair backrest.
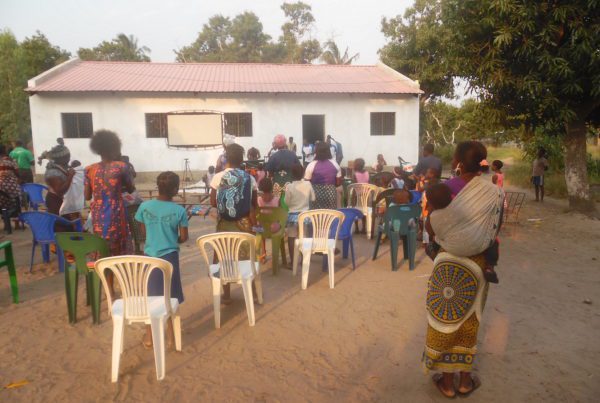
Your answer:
[256,207,288,238]
[410,190,423,204]
[94,255,173,320]
[298,209,345,252]
[503,191,526,223]
[20,211,64,243]
[21,183,47,209]
[56,232,110,274]
[347,183,379,210]
[196,232,258,283]
[126,204,146,254]
[382,204,422,235]
[336,208,364,239]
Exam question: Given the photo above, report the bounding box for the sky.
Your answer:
[0,0,414,64]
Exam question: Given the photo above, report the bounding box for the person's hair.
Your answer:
[157,171,180,198]
[89,130,122,160]
[492,160,503,170]
[57,138,64,146]
[315,142,332,161]
[426,167,440,177]
[15,140,23,147]
[0,145,6,156]
[354,158,366,173]
[537,148,546,158]
[423,143,434,154]
[225,143,244,167]
[258,177,273,193]
[291,163,304,180]
[392,189,412,204]
[426,183,453,210]
[70,160,81,168]
[288,136,293,141]
[454,141,487,174]
[247,147,260,160]
[208,165,215,174]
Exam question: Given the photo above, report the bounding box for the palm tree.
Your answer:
[115,33,151,62]
[320,40,359,65]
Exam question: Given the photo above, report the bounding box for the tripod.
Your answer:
[181,158,193,202]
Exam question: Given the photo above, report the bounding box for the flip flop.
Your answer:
[457,374,481,397]
[432,373,456,399]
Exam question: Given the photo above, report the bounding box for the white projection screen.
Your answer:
[167,112,223,147]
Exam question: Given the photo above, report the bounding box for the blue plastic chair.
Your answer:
[335,208,364,270]
[21,183,48,210]
[372,204,422,271]
[20,211,82,272]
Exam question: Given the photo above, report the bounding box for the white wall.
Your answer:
[29,93,419,174]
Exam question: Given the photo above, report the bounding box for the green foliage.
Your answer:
[320,40,359,65]
[175,2,321,64]
[78,33,150,62]
[520,128,565,171]
[0,30,70,142]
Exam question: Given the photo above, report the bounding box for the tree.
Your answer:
[78,33,151,62]
[442,0,599,213]
[20,31,70,78]
[229,12,272,62]
[320,40,359,65]
[279,2,321,63]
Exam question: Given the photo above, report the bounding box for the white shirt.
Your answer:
[284,180,316,213]
[302,144,315,163]
[210,168,257,191]
[329,144,337,161]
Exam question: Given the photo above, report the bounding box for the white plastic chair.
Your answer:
[196,232,263,328]
[292,209,345,290]
[94,256,181,382]
[347,183,379,239]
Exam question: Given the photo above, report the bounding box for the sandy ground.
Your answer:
[0,187,599,402]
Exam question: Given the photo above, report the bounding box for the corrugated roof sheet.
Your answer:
[26,60,422,94]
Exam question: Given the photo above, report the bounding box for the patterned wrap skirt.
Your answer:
[311,184,337,210]
[215,216,253,261]
[423,252,489,373]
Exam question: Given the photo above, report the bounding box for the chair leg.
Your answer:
[5,244,18,303]
[280,237,287,265]
[172,314,182,351]
[150,317,166,380]
[57,245,65,273]
[65,262,78,324]
[111,317,125,382]
[271,237,281,275]
[402,236,408,260]
[301,251,312,290]
[85,273,92,306]
[327,251,335,289]
[342,239,349,259]
[41,244,50,263]
[390,233,399,271]
[366,213,372,240]
[254,273,264,305]
[292,242,300,276]
[372,230,382,260]
[408,232,417,271]
[350,238,356,270]
[29,242,36,273]
[211,278,221,329]
[90,272,102,324]
[241,278,255,326]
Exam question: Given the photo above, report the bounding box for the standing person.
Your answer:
[0,145,21,211]
[9,140,34,184]
[327,135,343,165]
[247,147,261,161]
[135,171,188,349]
[216,134,236,173]
[287,137,297,154]
[302,139,315,167]
[491,160,504,188]
[304,142,342,209]
[84,130,134,257]
[413,143,443,178]
[532,148,548,202]
[265,134,301,197]
[423,141,504,398]
[210,143,257,304]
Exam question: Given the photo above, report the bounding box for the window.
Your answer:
[370,112,395,136]
[224,113,252,137]
[62,113,93,138]
[145,113,168,138]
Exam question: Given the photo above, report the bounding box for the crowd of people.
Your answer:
[3,129,555,398]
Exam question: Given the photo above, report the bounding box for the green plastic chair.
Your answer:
[256,207,289,274]
[126,204,145,255]
[55,232,110,324]
[0,241,18,303]
[372,204,422,271]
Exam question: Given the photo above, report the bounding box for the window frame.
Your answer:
[61,113,93,139]
[145,113,169,138]
[370,112,396,136]
[224,112,253,137]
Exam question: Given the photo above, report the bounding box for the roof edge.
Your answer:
[376,62,423,93]
[27,58,81,90]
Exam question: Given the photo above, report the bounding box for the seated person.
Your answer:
[284,164,315,262]
[353,158,370,183]
[391,167,405,189]
[389,188,413,206]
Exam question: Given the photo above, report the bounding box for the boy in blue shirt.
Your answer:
[135,171,189,348]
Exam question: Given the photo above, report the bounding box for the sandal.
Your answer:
[457,374,481,397]
[432,373,456,399]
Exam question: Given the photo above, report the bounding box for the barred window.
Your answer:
[370,112,395,136]
[62,113,93,138]
[145,113,168,138]
[224,113,252,137]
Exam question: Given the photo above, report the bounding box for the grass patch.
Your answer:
[487,146,523,162]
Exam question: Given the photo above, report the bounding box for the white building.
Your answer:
[27,59,421,176]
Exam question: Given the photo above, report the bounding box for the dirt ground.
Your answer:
[0,186,598,402]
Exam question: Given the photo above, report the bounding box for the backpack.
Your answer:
[216,168,252,221]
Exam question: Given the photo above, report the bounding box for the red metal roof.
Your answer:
[27,60,422,95]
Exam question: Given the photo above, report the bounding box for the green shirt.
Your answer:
[135,200,188,257]
[9,147,34,170]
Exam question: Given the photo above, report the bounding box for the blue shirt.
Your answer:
[135,200,188,257]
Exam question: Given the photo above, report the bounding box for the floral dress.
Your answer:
[0,157,21,209]
[85,161,133,256]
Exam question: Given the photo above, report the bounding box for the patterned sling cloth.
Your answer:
[423,252,488,373]
[311,184,337,210]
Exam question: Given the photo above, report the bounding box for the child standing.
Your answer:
[532,148,548,201]
[135,171,189,348]
[257,177,280,207]
[284,164,315,261]
[202,165,215,194]
[491,160,504,187]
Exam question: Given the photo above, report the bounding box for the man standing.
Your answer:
[413,143,442,178]
[10,140,34,183]
[265,134,301,196]
[327,135,343,165]
[302,138,315,167]
[287,136,297,154]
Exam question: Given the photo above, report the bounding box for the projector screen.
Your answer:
[167,112,223,147]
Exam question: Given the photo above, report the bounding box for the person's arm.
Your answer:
[84,167,92,201]
[249,189,258,226]
[122,164,135,193]
[210,188,217,208]
[27,151,34,166]
[178,208,189,243]
[492,174,498,185]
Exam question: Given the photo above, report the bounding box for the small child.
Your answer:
[391,166,405,189]
[353,158,370,183]
[135,171,189,348]
[424,183,499,283]
[202,165,215,194]
[491,160,504,187]
[284,164,315,262]
[257,177,280,207]
[417,168,440,192]
[532,148,548,202]
[389,188,413,206]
